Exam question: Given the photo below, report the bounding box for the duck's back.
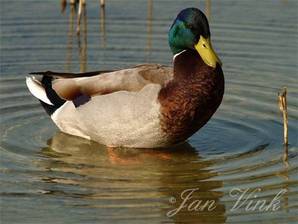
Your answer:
[26,65,173,148]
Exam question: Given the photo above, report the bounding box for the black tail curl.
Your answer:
[40,76,65,115]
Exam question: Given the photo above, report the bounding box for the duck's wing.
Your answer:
[42,64,173,101]
[29,70,112,78]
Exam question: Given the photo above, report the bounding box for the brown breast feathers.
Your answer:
[158,49,224,144]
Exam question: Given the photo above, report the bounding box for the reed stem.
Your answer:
[100,0,105,7]
[278,87,288,146]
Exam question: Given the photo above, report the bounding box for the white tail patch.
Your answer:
[26,76,53,105]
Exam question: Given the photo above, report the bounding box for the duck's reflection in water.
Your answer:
[40,132,226,223]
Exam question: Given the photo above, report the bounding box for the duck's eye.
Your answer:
[203,44,207,48]
[186,24,194,30]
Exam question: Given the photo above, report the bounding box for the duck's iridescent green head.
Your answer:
[169,8,221,68]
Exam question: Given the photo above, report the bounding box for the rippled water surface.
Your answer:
[1,0,298,223]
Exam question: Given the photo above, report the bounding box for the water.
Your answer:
[1,0,298,223]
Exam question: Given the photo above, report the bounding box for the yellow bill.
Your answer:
[194,36,222,68]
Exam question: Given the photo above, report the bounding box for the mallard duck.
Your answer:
[26,8,224,148]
